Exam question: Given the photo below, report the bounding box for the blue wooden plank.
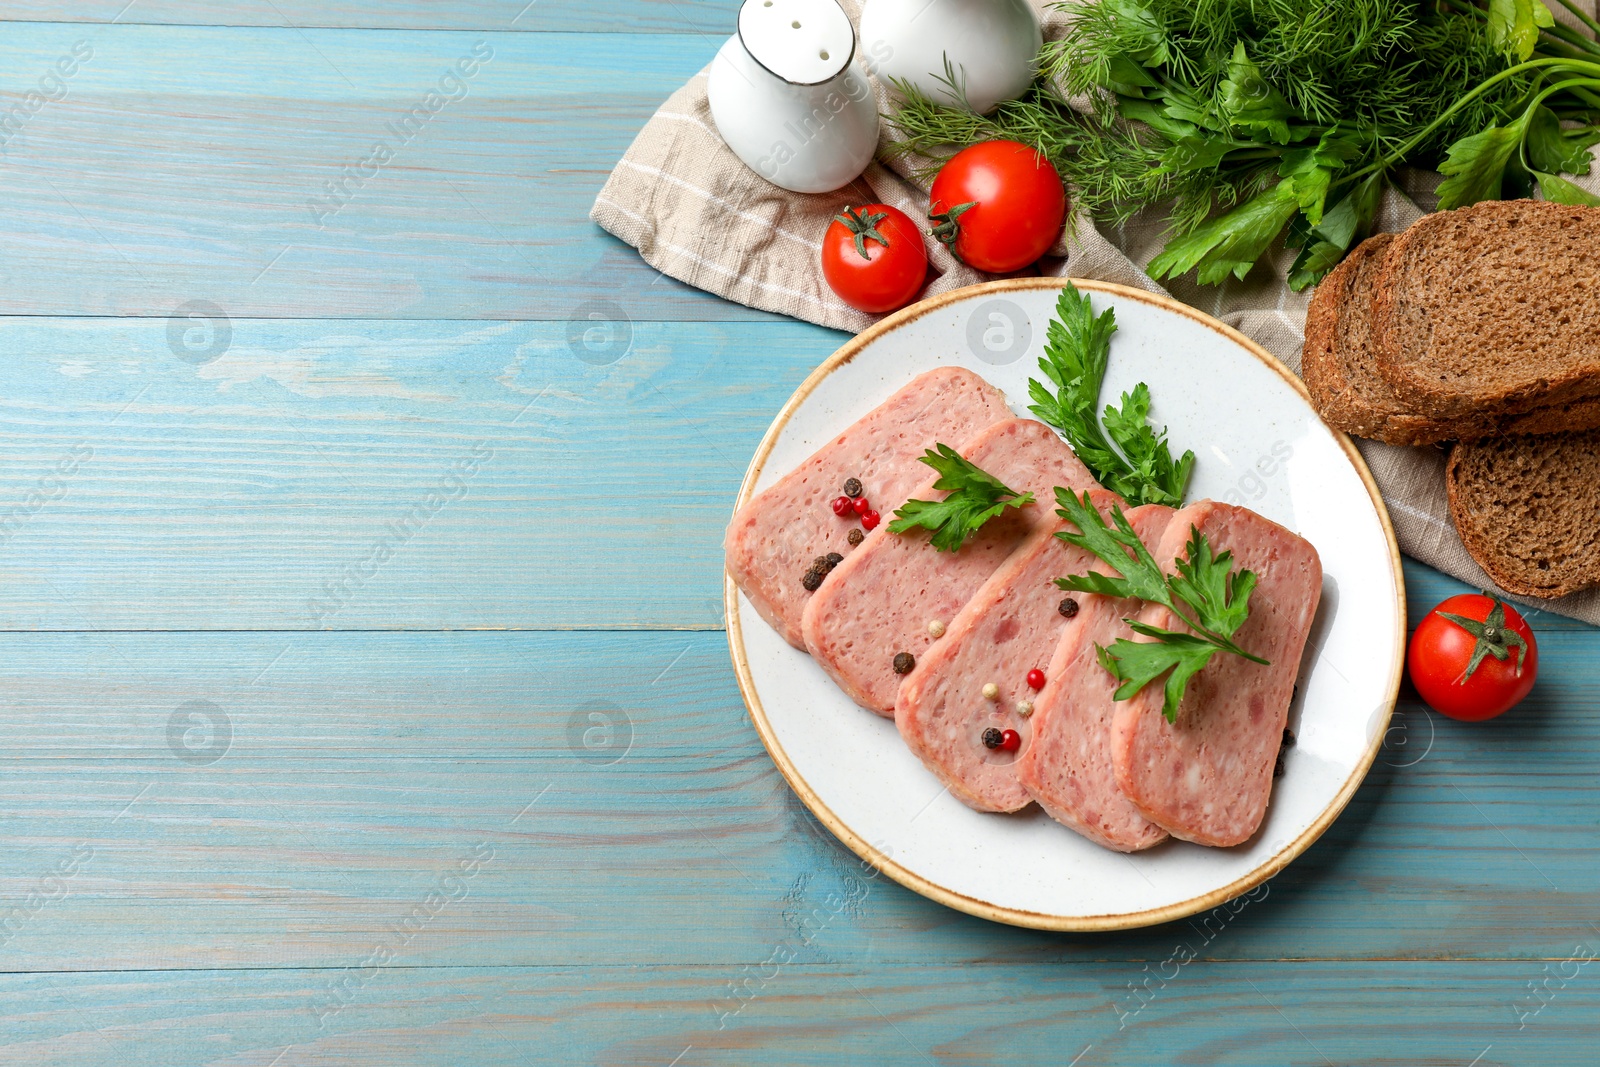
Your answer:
[3,0,744,33]
[0,316,834,629]
[0,629,1594,972]
[0,962,1592,1065]
[0,25,774,320]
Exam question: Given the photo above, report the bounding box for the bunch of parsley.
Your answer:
[886,0,1600,290]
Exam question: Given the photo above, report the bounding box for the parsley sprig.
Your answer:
[1054,489,1269,723]
[888,444,1035,552]
[1028,284,1194,508]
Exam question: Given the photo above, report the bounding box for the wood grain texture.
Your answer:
[0,316,828,630]
[3,0,744,33]
[0,963,1592,1065]
[0,25,773,320]
[0,628,1596,973]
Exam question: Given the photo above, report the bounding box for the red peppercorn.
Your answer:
[851,496,871,516]
[861,510,881,531]
[1026,669,1045,690]
[999,729,1021,752]
[832,496,852,517]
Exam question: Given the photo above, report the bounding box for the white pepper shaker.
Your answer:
[707,0,880,194]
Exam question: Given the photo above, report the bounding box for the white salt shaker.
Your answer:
[707,0,879,194]
[859,0,1041,114]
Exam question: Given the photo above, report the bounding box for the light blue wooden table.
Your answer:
[1,5,1596,1064]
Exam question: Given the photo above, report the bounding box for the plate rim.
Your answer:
[724,276,1406,932]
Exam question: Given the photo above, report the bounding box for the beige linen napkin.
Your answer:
[593,0,1600,625]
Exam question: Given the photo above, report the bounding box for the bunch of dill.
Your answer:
[885,0,1600,288]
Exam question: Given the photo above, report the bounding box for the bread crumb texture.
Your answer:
[1376,200,1600,419]
[1448,429,1600,598]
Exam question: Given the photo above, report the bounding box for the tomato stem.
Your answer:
[834,207,892,261]
[1437,596,1528,679]
[927,201,977,263]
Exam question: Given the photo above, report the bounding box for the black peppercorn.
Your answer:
[843,477,862,498]
[826,552,843,566]
[847,528,864,546]
[892,651,915,674]
[1058,597,1079,619]
[1274,728,1296,778]
[981,727,1003,749]
[801,569,823,592]
[813,555,830,572]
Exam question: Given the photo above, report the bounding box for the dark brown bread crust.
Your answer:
[1447,430,1600,598]
[1371,200,1600,420]
[1303,233,1462,444]
[1303,235,1404,436]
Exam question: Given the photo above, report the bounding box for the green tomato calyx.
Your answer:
[835,207,891,261]
[1437,596,1528,681]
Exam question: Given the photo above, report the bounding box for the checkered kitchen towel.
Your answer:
[592,0,1600,625]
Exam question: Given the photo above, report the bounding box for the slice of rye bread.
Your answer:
[1371,199,1600,420]
[1447,429,1600,598]
[1306,223,1600,444]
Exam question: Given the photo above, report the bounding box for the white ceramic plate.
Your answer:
[725,279,1405,930]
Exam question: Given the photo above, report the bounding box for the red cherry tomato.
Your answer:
[820,204,929,314]
[927,140,1067,273]
[1407,594,1538,721]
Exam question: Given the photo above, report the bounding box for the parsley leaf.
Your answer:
[1101,383,1195,506]
[1217,43,1294,146]
[887,444,1034,552]
[1487,0,1554,62]
[1147,180,1304,285]
[1098,634,1219,720]
[1286,173,1383,292]
[1435,108,1534,210]
[1027,284,1194,507]
[1526,104,1600,176]
[1054,489,1269,722]
[1535,170,1600,206]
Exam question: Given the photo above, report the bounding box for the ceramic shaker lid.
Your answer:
[737,0,854,86]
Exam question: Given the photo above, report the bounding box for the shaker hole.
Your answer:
[762,1,771,5]
[819,49,829,60]
[792,20,801,27]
